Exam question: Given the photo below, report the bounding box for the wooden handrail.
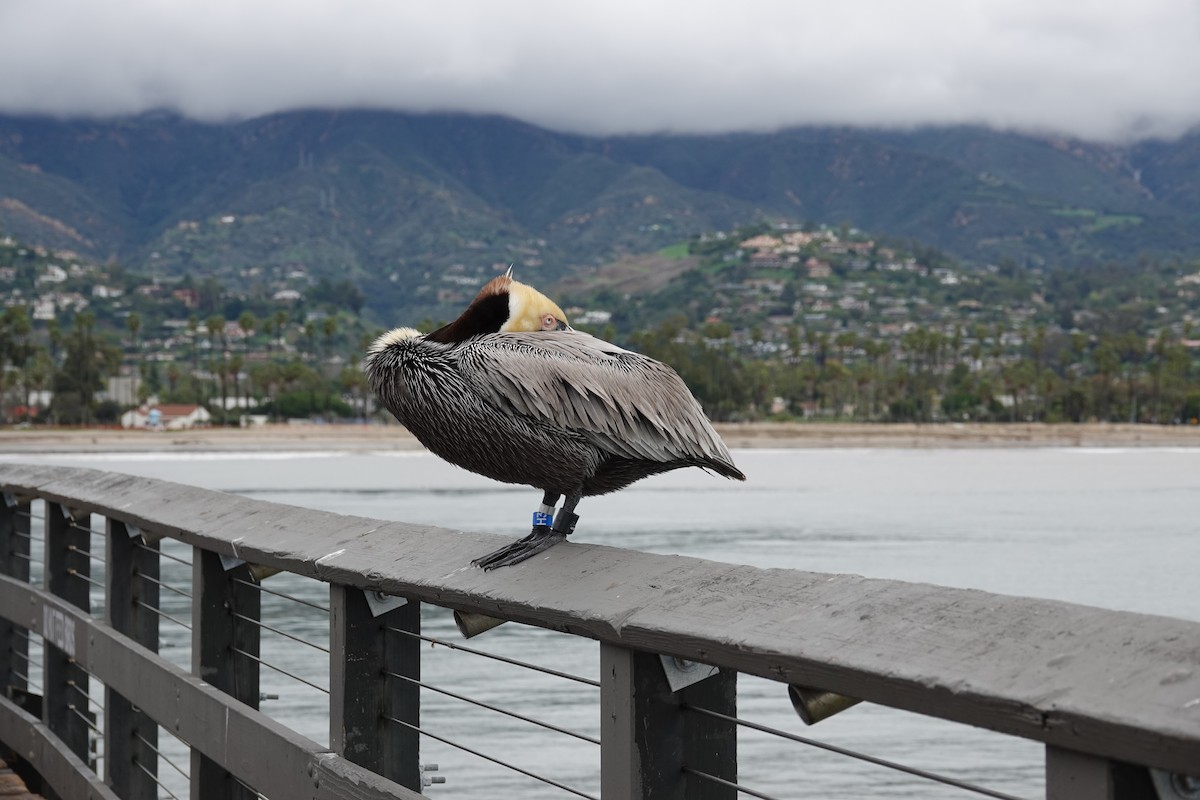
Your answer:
[0,462,1198,777]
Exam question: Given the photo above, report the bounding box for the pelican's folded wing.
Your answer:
[456,331,737,470]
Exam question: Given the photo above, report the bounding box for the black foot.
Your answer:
[472,525,567,570]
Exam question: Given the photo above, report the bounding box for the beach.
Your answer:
[0,421,1197,454]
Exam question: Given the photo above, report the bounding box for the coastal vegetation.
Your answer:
[1,223,1198,426]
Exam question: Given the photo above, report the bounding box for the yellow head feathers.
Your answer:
[501,280,569,333]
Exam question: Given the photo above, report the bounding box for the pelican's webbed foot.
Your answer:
[471,509,580,570]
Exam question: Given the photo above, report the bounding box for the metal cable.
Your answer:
[68,705,103,736]
[136,601,192,631]
[386,626,600,688]
[135,732,191,781]
[68,544,106,565]
[384,669,600,745]
[233,774,269,799]
[141,544,192,567]
[230,647,329,695]
[67,568,105,590]
[684,767,782,800]
[383,714,599,800]
[138,573,193,599]
[133,758,182,800]
[684,705,1027,800]
[230,611,329,654]
[233,579,330,613]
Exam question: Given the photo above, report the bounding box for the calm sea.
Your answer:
[5,446,1198,799]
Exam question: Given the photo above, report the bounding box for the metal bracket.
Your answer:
[658,654,719,693]
[363,589,408,617]
[219,554,246,572]
[2,492,15,508]
[1152,768,1200,799]
[126,523,142,539]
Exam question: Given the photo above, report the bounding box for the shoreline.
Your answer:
[0,422,1197,454]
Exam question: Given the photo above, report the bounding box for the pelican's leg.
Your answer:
[551,494,581,536]
[472,491,563,569]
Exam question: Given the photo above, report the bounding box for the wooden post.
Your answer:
[329,587,421,792]
[104,518,160,800]
[191,550,260,800]
[0,495,30,695]
[1045,746,1157,799]
[600,643,737,800]
[43,502,91,764]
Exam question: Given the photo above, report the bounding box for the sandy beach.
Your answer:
[0,422,1197,454]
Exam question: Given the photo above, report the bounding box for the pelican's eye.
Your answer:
[540,313,559,331]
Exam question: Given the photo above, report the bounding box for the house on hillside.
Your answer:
[121,403,212,430]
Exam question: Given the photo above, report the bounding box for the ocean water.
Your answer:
[4,446,1198,799]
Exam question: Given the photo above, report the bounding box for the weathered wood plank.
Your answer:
[191,552,260,800]
[43,503,91,766]
[0,497,30,696]
[0,573,423,800]
[601,644,736,799]
[1,464,1198,774]
[329,588,421,791]
[0,691,119,800]
[104,518,159,800]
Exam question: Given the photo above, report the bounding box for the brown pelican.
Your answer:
[364,271,745,569]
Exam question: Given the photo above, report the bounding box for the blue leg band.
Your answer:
[532,511,554,527]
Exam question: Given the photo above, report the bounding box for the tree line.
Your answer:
[625,316,1200,424]
[0,307,373,425]
[4,304,1198,428]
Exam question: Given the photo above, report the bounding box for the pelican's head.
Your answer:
[424,271,570,344]
[500,278,570,333]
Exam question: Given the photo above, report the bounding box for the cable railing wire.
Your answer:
[141,544,192,567]
[386,626,600,688]
[383,714,599,800]
[234,578,330,614]
[384,669,600,746]
[136,732,190,781]
[230,647,329,695]
[230,611,330,654]
[136,600,192,631]
[139,573,193,600]
[68,705,103,737]
[684,704,1027,800]
[67,568,105,591]
[233,774,269,799]
[684,766,783,800]
[133,758,182,800]
[68,544,106,565]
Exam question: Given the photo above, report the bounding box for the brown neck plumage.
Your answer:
[426,275,512,344]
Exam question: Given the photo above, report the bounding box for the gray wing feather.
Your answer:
[456,331,734,466]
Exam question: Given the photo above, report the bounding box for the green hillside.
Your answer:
[3,111,1200,324]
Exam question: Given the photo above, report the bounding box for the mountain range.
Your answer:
[2,110,1199,316]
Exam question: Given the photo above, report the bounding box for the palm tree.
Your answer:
[207,315,227,422]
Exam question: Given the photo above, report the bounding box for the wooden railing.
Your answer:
[0,462,1196,799]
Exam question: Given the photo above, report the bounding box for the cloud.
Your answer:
[2,0,1199,142]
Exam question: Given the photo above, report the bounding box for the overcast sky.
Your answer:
[2,0,1198,142]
